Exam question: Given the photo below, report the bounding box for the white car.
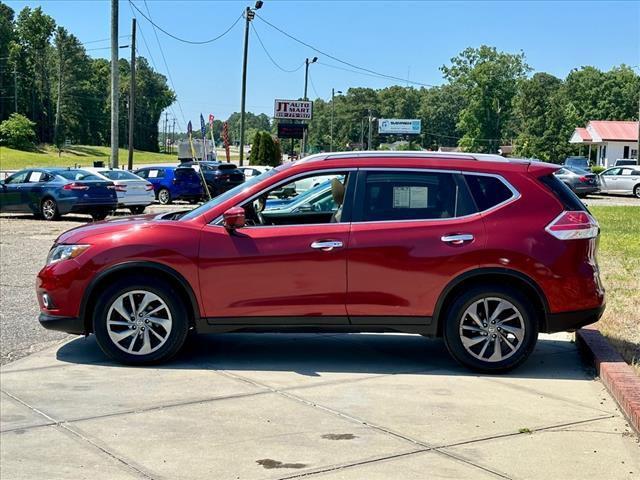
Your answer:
[598,167,640,198]
[237,166,272,178]
[84,168,155,214]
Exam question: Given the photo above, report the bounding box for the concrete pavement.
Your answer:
[1,332,638,480]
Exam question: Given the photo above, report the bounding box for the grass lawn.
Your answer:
[0,145,178,170]
[589,206,640,373]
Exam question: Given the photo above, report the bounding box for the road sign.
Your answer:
[378,118,422,135]
[277,122,308,139]
[274,99,313,120]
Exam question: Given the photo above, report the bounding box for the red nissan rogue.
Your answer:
[37,152,605,372]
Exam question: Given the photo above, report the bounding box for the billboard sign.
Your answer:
[378,118,421,135]
[274,99,313,120]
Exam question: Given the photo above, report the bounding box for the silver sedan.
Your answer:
[85,168,155,214]
[598,167,640,198]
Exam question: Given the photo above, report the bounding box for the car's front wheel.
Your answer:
[129,206,146,215]
[93,277,189,364]
[443,285,538,373]
[634,184,640,198]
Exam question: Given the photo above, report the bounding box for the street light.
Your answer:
[330,88,342,152]
[301,56,318,155]
[238,0,263,166]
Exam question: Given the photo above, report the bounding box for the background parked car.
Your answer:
[598,167,640,197]
[563,156,590,170]
[85,168,154,214]
[613,159,638,167]
[553,166,600,197]
[237,166,272,179]
[134,166,203,205]
[0,168,117,220]
[178,161,245,197]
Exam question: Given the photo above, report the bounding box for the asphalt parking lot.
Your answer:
[1,196,639,479]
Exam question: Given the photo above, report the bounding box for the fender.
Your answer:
[79,260,201,327]
[432,267,550,329]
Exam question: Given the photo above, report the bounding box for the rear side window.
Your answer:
[101,170,141,180]
[174,168,198,180]
[359,171,472,222]
[538,174,587,212]
[464,175,514,211]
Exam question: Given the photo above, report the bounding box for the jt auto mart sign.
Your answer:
[274,99,313,120]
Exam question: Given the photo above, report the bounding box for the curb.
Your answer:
[576,326,640,434]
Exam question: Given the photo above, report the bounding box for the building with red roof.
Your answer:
[570,120,639,167]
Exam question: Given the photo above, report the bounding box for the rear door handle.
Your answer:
[441,234,474,245]
[311,240,343,251]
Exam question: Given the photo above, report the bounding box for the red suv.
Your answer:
[37,152,605,372]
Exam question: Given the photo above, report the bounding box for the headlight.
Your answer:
[46,244,90,265]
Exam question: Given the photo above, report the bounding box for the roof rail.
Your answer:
[320,151,508,162]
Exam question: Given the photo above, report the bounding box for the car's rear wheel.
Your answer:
[443,285,538,373]
[40,198,59,221]
[129,206,146,215]
[90,210,109,221]
[93,277,189,364]
[157,188,171,205]
[634,184,640,198]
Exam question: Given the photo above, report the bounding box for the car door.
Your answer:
[21,170,51,213]
[346,169,487,325]
[198,170,354,323]
[599,168,620,193]
[0,170,30,212]
[617,168,640,193]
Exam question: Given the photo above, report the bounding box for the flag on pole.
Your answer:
[199,114,206,138]
[208,114,214,126]
[187,121,192,136]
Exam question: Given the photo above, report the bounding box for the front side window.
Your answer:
[5,171,28,184]
[358,171,475,222]
[602,168,620,176]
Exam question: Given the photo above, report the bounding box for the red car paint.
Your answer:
[37,153,604,336]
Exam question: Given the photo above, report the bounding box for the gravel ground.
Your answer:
[0,193,637,365]
[0,203,180,365]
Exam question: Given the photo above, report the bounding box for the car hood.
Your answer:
[55,213,164,245]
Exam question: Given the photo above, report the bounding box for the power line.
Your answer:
[308,69,320,99]
[82,35,130,46]
[316,60,412,84]
[255,13,435,88]
[250,22,304,73]
[129,0,243,45]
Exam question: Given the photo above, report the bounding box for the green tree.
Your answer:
[0,112,37,149]
[418,84,465,149]
[441,45,530,152]
[0,2,15,122]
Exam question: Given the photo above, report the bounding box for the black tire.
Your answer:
[90,210,109,221]
[205,183,217,198]
[443,284,538,373]
[40,197,60,221]
[634,184,640,199]
[93,276,189,365]
[157,188,172,205]
[129,206,146,215]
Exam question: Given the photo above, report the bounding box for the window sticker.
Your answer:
[393,186,428,208]
[148,170,158,178]
[29,171,42,182]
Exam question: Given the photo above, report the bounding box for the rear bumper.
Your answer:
[545,304,605,333]
[39,313,85,335]
[573,185,600,194]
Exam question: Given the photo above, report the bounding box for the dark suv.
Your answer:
[177,161,245,197]
[37,152,605,372]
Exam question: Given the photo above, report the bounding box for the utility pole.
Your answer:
[637,97,639,160]
[238,2,262,166]
[367,109,373,151]
[360,118,364,150]
[54,40,63,147]
[172,118,176,155]
[301,56,317,155]
[13,66,18,113]
[163,112,168,153]
[330,88,341,152]
[127,18,136,170]
[110,0,119,168]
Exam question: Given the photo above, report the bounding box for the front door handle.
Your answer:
[310,240,343,251]
[441,234,474,245]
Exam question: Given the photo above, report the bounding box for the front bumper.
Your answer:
[545,304,605,333]
[39,313,85,335]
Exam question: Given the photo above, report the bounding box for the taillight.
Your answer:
[62,182,89,191]
[145,184,154,191]
[108,184,127,192]
[578,176,588,182]
[545,211,599,240]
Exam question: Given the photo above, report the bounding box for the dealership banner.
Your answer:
[378,118,422,135]
[274,99,313,120]
[277,123,308,139]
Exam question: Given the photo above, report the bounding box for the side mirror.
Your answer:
[223,206,246,230]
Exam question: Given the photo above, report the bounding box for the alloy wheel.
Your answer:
[42,199,56,220]
[459,297,525,363]
[158,189,170,205]
[106,290,173,355]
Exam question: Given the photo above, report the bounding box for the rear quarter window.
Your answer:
[538,174,587,212]
[464,175,515,211]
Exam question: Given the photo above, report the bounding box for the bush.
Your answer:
[249,130,281,167]
[0,113,37,150]
[591,166,605,174]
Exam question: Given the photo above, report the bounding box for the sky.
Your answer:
[7,0,640,132]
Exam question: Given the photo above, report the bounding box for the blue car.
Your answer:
[0,168,118,221]
[134,166,203,205]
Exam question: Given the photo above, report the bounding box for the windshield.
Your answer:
[54,170,103,181]
[565,166,590,174]
[179,168,279,221]
[99,170,142,180]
